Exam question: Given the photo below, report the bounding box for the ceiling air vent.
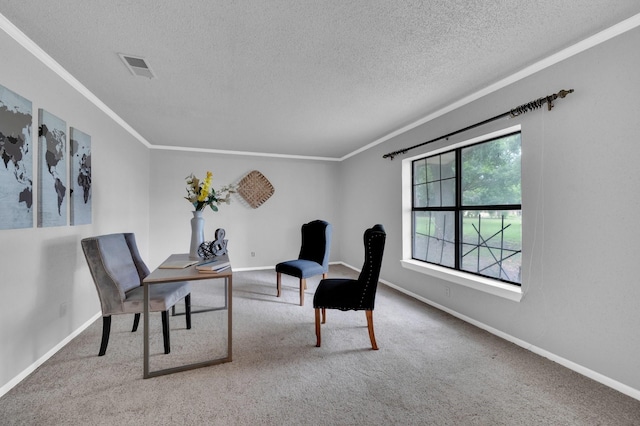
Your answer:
[118,53,156,79]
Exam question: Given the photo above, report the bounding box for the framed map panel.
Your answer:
[0,84,33,230]
[37,109,67,227]
[69,127,91,225]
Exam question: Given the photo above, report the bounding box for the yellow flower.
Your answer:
[197,172,212,201]
[186,171,235,211]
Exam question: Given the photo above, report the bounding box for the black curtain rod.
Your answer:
[382,89,574,160]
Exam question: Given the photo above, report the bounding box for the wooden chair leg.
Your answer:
[132,313,140,332]
[321,308,326,324]
[276,272,282,297]
[161,310,171,354]
[99,316,111,356]
[366,310,378,350]
[315,308,321,347]
[185,294,192,330]
[322,273,328,279]
[300,278,306,306]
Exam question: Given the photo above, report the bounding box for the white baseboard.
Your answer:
[232,265,274,272]
[371,270,640,402]
[0,312,101,399]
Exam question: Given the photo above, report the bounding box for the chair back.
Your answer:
[81,233,150,316]
[356,224,386,309]
[298,220,332,271]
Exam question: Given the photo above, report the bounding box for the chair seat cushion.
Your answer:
[313,278,364,311]
[122,281,191,314]
[276,259,325,278]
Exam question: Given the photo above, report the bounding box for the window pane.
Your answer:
[414,183,427,207]
[441,178,456,206]
[413,159,426,185]
[426,182,441,207]
[413,152,458,208]
[460,211,521,283]
[413,211,455,268]
[426,156,440,181]
[440,151,456,179]
[461,133,521,206]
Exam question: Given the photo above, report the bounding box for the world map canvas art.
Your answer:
[0,84,33,230]
[70,127,91,225]
[38,109,67,227]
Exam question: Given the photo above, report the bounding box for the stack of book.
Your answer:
[196,257,231,273]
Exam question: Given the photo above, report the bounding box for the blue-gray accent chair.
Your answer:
[313,224,386,350]
[276,220,332,306]
[81,233,191,356]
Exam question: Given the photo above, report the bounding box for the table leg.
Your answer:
[143,282,150,378]
[143,275,232,379]
[227,275,232,361]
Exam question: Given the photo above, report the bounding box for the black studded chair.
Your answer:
[81,233,191,356]
[276,220,332,306]
[313,224,386,350]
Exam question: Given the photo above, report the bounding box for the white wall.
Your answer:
[148,150,341,269]
[0,28,150,391]
[340,27,640,394]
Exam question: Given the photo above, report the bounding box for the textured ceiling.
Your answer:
[1,1,640,159]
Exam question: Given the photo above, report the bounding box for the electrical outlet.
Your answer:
[59,302,67,318]
[445,287,451,297]
[251,252,256,257]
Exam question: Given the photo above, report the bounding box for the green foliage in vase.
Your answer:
[185,171,236,212]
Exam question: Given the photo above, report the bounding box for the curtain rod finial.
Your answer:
[558,89,574,98]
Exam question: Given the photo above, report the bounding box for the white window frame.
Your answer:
[401,125,523,302]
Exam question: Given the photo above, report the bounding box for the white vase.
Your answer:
[189,210,205,259]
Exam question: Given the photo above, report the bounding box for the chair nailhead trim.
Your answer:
[358,233,384,309]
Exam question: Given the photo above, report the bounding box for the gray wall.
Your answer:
[340,26,640,394]
[2,17,639,400]
[147,150,341,269]
[0,28,150,390]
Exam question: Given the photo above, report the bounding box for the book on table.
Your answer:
[196,258,231,272]
[197,264,231,274]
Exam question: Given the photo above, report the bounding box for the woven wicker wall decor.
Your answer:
[237,170,274,208]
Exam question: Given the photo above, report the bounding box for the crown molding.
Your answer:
[0,13,153,149]
[150,144,340,162]
[3,11,639,162]
[340,12,640,161]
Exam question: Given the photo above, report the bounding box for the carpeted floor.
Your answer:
[1,265,639,425]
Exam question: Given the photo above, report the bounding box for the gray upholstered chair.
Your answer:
[276,220,332,306]
[81,233,191,356]
[313,224,386,350]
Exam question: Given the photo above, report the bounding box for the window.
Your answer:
[411,132,522,285]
